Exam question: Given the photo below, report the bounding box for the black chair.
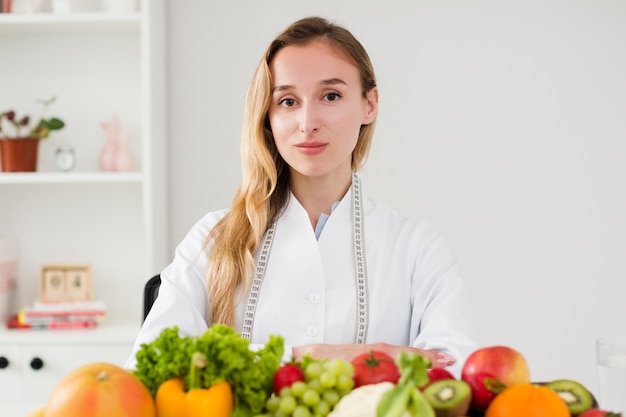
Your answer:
[143,274,161,322]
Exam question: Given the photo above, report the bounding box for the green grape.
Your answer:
[291,380,307,397]
[322,389,340,406]
[305,361,323,380]
[307,379,322,392]
[265,358,355,417]
[336,373,354,391]
[293,405,312,417]
[266,395,280,412]
[319,371,337,388]
[324,358,347,375]
[279,396,297,414]
[344,361,355,376]
[302,389,321,407]
[314,399,330,416]
[338,388,352,397]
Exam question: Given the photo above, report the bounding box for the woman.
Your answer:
[125,16,476,375]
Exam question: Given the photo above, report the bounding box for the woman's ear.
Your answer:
[362,87,379,125]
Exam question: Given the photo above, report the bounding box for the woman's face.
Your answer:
[268,40,377,181]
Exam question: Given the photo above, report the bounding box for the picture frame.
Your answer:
[40,264,92,303]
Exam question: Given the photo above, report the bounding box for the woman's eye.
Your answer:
[324,92,341,102]
[279,98,295,107]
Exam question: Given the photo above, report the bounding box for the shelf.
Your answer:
[0,12,140,24]
[0,12,140,33]
[0,171,144,184]
[0,321,139,344]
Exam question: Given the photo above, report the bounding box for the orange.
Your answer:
[485,383,570,417]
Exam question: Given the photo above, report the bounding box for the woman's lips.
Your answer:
[295,141,327,155]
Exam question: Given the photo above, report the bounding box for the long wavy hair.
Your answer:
[205,16,378,326]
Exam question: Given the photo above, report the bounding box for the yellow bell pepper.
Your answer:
[155,352,233,417]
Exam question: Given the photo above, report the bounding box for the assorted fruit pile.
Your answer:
[27,325,623,417]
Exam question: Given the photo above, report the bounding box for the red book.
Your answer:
[17,300,107,325]
[6,315,97,330]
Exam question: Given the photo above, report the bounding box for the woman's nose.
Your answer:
[299,102,320,134]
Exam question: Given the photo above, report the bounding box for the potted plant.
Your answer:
[0,97,65,172]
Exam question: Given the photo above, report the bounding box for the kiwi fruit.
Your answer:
[423,379,472,417]
[545,379,594,415]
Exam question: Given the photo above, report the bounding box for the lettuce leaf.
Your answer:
[133,324,284,416]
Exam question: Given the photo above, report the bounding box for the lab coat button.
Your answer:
[307,293,320,304]
[306,326,319,337]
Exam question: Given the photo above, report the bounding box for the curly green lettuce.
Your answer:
[133,324,284,417]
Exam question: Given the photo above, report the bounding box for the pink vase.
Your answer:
[113,131,132,171]
[99,113,132,172]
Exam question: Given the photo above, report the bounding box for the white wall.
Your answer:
[165,0,626,394]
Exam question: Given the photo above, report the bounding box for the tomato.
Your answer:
[427,367,455,383]
[273,363,305,395]
[578,409,623,417]
[419,367,456,390]
[351,350,400,387]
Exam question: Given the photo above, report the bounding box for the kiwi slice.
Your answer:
[545,379,594,415]
[423,379,472,417]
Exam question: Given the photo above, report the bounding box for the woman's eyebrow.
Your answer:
[272,78,348,94]
[321,78,347,87]
[272,84,293,93]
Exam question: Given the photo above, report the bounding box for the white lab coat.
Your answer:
[124,182,477,376]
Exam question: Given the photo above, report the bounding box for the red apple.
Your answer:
[461,345,530,412]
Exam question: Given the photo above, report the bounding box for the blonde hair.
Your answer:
[205,16,378,326]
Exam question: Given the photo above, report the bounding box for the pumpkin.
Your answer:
[485,383,570,417]
[44,362,155,417]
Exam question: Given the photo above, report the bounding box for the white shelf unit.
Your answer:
[0,3,166,412]
[0,0,167,322]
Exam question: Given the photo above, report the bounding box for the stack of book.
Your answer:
[8,300,106,330]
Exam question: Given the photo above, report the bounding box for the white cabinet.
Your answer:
[0,323,138,416]
[20,344,131,402]
[0,344,20,403]
[0,1,166,414]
